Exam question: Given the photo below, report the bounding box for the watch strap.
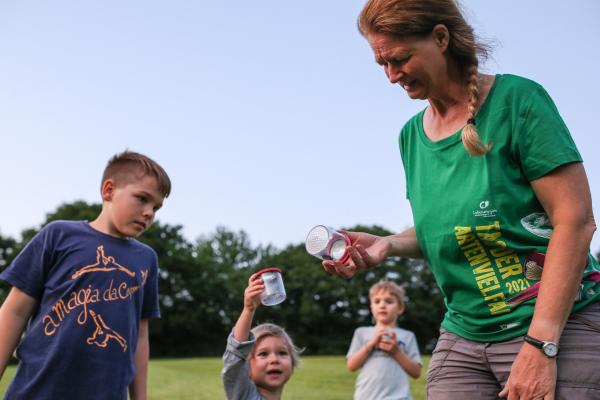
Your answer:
[523,334,544,348]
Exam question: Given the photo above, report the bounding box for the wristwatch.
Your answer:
[523,334,559,358]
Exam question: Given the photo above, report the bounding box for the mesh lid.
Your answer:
[305,225,330,255]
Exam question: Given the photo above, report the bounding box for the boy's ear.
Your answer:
[397,303,405,315]
[100,179,116,201]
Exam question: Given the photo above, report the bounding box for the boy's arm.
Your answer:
[379,332,422,379]
[0,287,37,380]
[128,319,149,400]
[346,340,376,372]
[389,347,422,379]
[347,329,381,372]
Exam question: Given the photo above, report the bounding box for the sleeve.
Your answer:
[513,83,582,181]
[221,331,260,400]
[405,331,422,366]
[0,224,55,299]
[346,328,364,358]
[141,249,161,319]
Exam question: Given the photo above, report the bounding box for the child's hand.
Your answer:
[366,327,386,351]
[243,272,264,312]
[377,330,399,354]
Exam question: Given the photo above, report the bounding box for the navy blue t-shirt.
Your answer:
[0,220,160,400]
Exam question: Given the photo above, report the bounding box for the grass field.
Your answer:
[1,355,429,399]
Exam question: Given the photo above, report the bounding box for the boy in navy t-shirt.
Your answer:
[0,150,171,399]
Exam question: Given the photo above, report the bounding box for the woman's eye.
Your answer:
[390,57,409,66]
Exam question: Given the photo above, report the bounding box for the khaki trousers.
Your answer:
[427,302,600,400]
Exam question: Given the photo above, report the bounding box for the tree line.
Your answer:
[0,201,446,357]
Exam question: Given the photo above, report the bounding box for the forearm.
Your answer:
[386,227,423,259]
[390,349,422,379]
[232,308,255,342]
[0,288,36,379]
[0,313,26,379]
[528,221,596,342]
[129,321,149,400]
[347,342,375,372]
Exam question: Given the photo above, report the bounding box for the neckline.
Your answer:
[82,220,133,243]
[417,74,501,150]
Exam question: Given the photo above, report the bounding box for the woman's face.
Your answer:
[367,29,449,100]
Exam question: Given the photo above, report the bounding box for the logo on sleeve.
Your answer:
[520,213,553,238]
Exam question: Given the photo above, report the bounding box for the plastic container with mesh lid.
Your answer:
[305,225,351,263]
[256,267,286,306]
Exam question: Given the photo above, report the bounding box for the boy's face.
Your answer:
[249,336,293,392]
[370,289,404,325]
[102,174,164,238]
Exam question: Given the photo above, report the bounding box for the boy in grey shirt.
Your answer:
[347,280,422,400]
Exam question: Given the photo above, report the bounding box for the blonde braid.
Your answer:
[461,64,491,156]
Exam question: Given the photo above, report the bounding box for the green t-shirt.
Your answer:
[399,74,600,342]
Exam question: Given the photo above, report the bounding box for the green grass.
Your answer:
[1,356,429,399]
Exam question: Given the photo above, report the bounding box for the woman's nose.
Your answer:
[386,64,403,84]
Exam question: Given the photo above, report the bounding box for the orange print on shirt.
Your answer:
[87,309,128,352]
[72,246,136,280]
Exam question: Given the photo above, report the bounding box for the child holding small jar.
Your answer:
[221,270,301,400]
[347,280,422,400]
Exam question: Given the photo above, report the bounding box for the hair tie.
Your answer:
[467,118,476,126]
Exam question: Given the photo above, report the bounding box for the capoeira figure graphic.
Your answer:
[72,245,136,279]
[86,309,128,352]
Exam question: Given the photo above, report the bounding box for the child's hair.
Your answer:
[251,323,302,368]
[369,280,406,306]
[101,150,172,197]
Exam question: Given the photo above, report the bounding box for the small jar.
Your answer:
[257,267,286,306]
[305,225,351,263]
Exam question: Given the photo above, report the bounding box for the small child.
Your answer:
[222,272,301,400]
[347,280,422,400]
[0,150,171,399]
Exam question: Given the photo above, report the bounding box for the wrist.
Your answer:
[241,306,257,318]
[523,334,559,358]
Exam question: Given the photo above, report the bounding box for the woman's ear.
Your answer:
[431,24,450,50]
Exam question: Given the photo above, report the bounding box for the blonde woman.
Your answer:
[323,1,600,399]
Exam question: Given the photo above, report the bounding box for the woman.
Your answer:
[323,1,600,399]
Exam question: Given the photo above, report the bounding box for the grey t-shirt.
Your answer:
[346,326,422,400]
[221,332,265,400]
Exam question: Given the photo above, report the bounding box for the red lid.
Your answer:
[256,267,282,275]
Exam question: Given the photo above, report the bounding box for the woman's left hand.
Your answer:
[498,344,557,399]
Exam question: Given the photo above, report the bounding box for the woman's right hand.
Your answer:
[322,231,391,279]
[244,273,264,312]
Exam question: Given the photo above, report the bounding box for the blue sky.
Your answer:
[1,1,599,253]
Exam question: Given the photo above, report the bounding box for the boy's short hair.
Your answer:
[369,280,406,306]
[102,150,171,197]
[251,323,302,368]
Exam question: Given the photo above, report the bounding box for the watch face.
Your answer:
[543,342,558,357]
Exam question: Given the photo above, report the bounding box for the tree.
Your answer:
[0,232,19,302]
